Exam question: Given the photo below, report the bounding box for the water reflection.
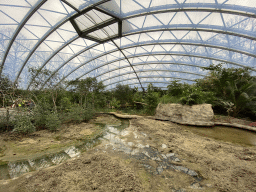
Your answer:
[0,118,129,180]
[185,126,256,146]
[65,146,81,158]
[99,124,201,180]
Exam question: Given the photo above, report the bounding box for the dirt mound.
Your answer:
[1,152,142,192]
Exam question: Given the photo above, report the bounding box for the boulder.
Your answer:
[155,103,214,126]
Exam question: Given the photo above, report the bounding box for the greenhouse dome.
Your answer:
[0,0,255,91]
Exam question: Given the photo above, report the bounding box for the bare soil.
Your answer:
[0,113,256,192]
[0,114,120,162]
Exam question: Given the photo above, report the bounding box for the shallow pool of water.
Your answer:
[0,117,129,180]
[184,125,256,146]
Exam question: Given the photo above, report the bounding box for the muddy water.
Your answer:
[0,118,129,180]
[2,115,255,183]
[97,121,202,183]
[183,125,256,146]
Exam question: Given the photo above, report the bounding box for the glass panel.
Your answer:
[87,22,118,40]
[88,30,108,40]
[75,9,114,31]
[64,0,104,10]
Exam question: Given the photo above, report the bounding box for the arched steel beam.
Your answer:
[117,41,256,58]
[94,62,205,79]
[28,5,256,89]
[123,25,256,41]
[35,42,101,90]
[98,69,205,82]
[0,0,47,77]
[107,86,169,91]
[58,51,255,89]
[75,50,255,81]
[111,3,256,19]
[39,35,256,90]
[111,40,144,91]
[62,36,256,83]
[13,0,109,86]
[26,35,80,90]
[105,78,196,88]
[55,45,255,89]
[27,12,255,89]
[13,16,75,86]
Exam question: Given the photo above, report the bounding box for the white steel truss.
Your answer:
[0,0,255,90]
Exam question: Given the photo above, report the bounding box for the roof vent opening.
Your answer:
[70,7,122,43]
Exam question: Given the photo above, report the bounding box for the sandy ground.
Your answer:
[0,114,256,192]
[0,115,120,162]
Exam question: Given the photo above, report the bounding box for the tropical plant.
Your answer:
[179,85,216,106]
[167,80,184,96]
[144,84,159,115]
[110,97,121,109]
[199,64,256,117]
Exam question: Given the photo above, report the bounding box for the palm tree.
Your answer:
[201,64,256,117]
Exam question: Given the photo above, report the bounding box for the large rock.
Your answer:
[155,103,214,126]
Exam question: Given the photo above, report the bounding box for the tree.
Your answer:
[68,77,105,108]
[0,75,15,107]
[144,83,159,114]
[199,64,256,117]
[113,84,135,107]
[167,80,184,96]
[29,67,62,111]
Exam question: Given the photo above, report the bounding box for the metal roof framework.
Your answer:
[0,0,255,91]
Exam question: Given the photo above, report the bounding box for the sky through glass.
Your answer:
[0,0,255,90]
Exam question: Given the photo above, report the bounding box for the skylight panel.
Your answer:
[75,15,95,31]
[63,0,104,10]
[70,7,121,43]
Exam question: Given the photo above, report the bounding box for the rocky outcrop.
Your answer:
[155,103,214,126]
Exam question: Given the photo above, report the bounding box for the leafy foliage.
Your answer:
[61,104,94,124]
[198,64,256,117]
[144,84,159,115]
[110,97,121,109]
[179,85,216,106]
[158,94,180,104]
[113,84,135,107]
[68,77,105,107]
[167,80,184,96]
[0,112,14,132]
[0,75,15,107]
[45,112,61,131]
[13,113,35,134]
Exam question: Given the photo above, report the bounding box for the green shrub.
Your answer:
[32,100,61,131]
[144,92,159,115]
[179,86,216,106]
[159,95,180,104]
[59,97,72,112]
[13,114,35,134]
[167,80,184,96]
[0,114,14,132]
[61,104,94,124]
[33,106,51,129]
[110,97,121,109]
[45,112,61,131]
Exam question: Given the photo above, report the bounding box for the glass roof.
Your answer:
[0,0,255,91]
